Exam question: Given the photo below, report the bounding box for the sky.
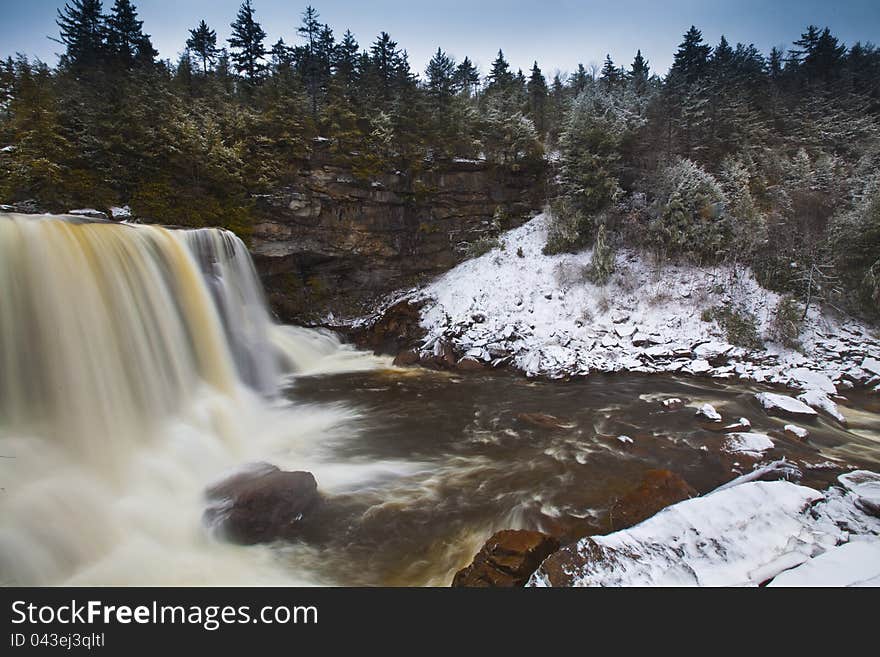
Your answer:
[1,0,878,80]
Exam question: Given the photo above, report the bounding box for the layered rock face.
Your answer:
[250,147,544,322]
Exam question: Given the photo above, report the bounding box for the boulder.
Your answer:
[392,349,420,366]
[695,403,722,422]
[783,424,810,441]
[661,397,686,410]
[755,392,818,419]
[204,463,319,545]
[456,357,486,371]
[351,299,426,356]
[452,530,560,587]
[607,469,697,532]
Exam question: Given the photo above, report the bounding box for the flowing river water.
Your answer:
[1,214,878,586]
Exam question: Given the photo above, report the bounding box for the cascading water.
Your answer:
[0,213,389,585]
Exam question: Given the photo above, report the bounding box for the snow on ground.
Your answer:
[414,213,880,414]
[529,478,880,587]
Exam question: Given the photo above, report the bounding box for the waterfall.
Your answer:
[0,213,390,585]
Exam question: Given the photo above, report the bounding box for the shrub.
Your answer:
[646,158,730,263]
[586,223,615,284]
[703,305,763,350]
[464,236,501,258]
[770,295,803,349]
[543,197,590,255]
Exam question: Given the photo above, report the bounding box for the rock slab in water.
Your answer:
[608,469,697,532]
[452,530,560,587]
[755,392,818,419]
[204,463,319,545]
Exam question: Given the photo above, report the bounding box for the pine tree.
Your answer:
[106,0,152,69]
[296,7,329,115]
[369,32,400,103]
[453,57,480,96]
[599,54,622,89]
[334,30,360,86]
[712,35,734,78]
[426,48,456,107]
[487,49,514,89]
[56,0,107,71]
[186,20,218,74]
[570,63,590,95]
[527,61,548,136]
[228,0,267,85]
[630,50,650,94]
[669,26,712,86]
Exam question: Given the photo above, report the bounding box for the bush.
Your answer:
[464,236,502,259]
[770,295,803,349]
[703,305,763,350]
[646,158,730,263]
[543,197,590,255]
[586,223,615,284]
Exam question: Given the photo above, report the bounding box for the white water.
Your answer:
[0,213,390,585]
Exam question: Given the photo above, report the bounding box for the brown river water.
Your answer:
[276,367,880,586]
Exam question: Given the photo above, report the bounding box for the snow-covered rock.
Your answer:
[68,208,108,220]
[530,482,823,587]
[784,424,810,440]
[838,471,880,517]
[767,539,880,587]
[110,205,132,219]
[755,392,818,418]
[695,403,722,422]
[787,368,837,395]
[862,357,880,377]
[797,390,846,424]
[724,432,774,456]
[531,479,880,587]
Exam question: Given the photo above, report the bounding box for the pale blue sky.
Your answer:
[1,0,878,79]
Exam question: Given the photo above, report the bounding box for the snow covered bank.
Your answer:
[410,213,879,413]
[529,476,880,587]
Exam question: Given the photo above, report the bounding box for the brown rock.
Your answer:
[392,349,420,366]
[456,357,486,371]
[351,299,426,356]
[533,537,607,587]
[452,530,560,587]
[204,463,319,545]
[607,469,697,532]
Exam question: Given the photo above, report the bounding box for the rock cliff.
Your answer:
[250,145,544,322]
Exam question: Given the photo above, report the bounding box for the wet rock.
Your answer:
[704,417,751,433]
[392,349,420,366]
[452,530,560,587]
[204,463,319,545]
[351,299,426,356]
[456,357,486,371]
[515,412,572,430]
[607,469,697,532]
[661,397,686,410]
